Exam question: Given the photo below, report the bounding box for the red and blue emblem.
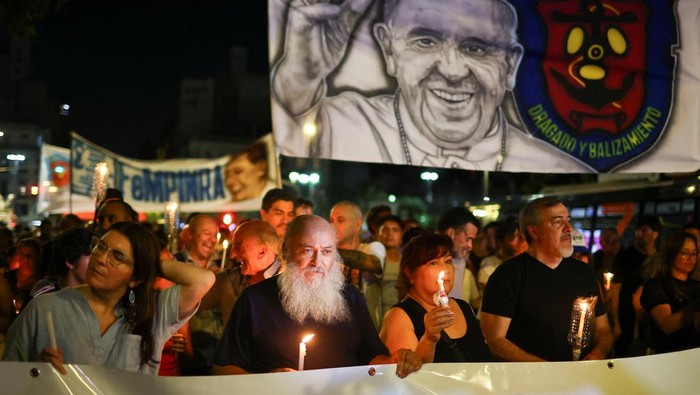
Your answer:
[512,0,677,172]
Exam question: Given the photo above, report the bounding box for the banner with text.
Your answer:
[1,349,698,394]
[269,0,700,173]
[69,132,279,213]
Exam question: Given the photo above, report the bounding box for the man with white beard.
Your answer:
[480,196,613,361]
[212,215,421,377]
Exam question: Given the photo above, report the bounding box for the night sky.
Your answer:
[33,0,269,158]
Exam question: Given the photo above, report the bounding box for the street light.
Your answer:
[289,171,320,198]
[420,171,438,203]
[420,171,438,181]
[6,154,26,161]
[289,172,320,185]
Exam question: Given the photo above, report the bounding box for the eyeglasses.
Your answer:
[678,250,699,260]
[90,238,132,267]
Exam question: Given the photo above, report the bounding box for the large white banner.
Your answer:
[1,349,698,394]
[269,0,700,173]
[69,133,279,213]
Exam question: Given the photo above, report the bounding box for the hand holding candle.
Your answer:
[433,271,449,306]
[567,296,597,360]
[298,334,314,371]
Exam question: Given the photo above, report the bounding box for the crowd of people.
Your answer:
[0,190,698,378]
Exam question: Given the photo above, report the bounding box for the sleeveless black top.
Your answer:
[396,297,493,362]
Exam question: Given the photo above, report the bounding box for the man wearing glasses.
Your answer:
[481,196,613,361]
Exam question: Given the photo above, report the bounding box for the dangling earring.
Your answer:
[128,288,135,305]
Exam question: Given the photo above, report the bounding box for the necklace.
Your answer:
[393,89,507,171]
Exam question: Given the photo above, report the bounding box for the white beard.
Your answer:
[278,260,350,325]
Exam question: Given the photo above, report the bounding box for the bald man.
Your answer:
[330,201,386,330]
[201,220,282,326]
[176,215,219,270]
[214,215,421,376]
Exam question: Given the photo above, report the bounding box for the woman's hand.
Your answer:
[393,349,423,378]
[423,305,454,343]
[39,346,66,375]
[169,333,188,354]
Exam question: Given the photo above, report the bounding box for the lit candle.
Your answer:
[164,201,179,236]
[603,272,614,291]
[577,302,589,340]
[298,334,314,371]
[164,201,179,254]
[221,239,230,270]
[91,162,109,204]
[434,270,449,306]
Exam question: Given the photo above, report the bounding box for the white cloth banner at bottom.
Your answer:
[1,349,698,394]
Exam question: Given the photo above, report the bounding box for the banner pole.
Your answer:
[69,132,73,214]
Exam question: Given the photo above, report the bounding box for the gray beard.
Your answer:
[278,260,350,325]
[561,245,574,258]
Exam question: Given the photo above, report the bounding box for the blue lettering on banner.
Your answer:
[126,166,226,203]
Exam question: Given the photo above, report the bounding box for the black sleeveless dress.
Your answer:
[396,297,493,362]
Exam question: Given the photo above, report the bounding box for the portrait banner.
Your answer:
[69,133,279,213]
[269,0,700,173]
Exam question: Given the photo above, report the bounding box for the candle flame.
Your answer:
[97,162,108,177]
[579,302,588,311]
[301,334,315,344]
[604,272,614,280]
[438,271,445,281]
[222,239,229,248]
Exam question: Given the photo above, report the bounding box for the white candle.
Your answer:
[221,239,229,269]
[577,302,589,340]
[603,272,614,291]
[46,311,57,350]
[437,271,445,293]
[164,201,179,236]
[298,334,314,371]
[91,162,109,203]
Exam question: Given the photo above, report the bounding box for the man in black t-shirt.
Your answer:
[213,215,421,377]
[481,196,614,361]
